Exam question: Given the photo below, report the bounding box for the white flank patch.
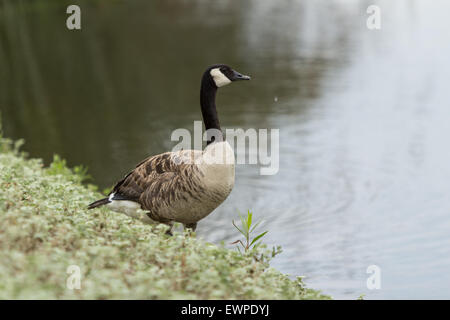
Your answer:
[107,199,141,215]
[107,194,155,224]
[210,68,231,87]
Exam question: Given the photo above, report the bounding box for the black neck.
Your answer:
[200,73,223,145]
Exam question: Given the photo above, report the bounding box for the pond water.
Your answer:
[1,0,450,299]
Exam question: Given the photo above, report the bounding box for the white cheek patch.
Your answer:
[210,68,231,87]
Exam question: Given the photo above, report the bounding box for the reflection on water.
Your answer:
[1,0,450,299]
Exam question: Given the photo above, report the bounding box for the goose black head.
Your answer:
[206,64,251,88]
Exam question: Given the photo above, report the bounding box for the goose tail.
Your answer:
[87,197,110,209]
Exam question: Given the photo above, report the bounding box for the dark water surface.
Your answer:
[1,0,450,299]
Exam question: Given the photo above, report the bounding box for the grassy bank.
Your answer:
[0,131,329,299]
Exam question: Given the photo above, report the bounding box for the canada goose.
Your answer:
[88,64,250,233]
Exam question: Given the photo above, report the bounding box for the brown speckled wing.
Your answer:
[111,150,204,214]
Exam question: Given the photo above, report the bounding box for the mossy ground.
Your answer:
[0,132,330,299]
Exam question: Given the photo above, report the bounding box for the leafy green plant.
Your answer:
[47,154,71,176]
[47,154,91,183]
[102,186,113,196]
[231,210,268,253]
[0,113,25,156]
[73,164,91,183]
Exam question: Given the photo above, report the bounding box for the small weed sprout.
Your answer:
[231,210,268,253]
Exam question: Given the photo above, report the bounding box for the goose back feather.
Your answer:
[105,142,235,226]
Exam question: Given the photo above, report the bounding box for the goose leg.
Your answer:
[165,222,174,236]
[184,222,197,232]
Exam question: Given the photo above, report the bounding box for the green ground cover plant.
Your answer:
[0,123,330,299]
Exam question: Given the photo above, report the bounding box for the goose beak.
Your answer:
[231,70,251,81]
